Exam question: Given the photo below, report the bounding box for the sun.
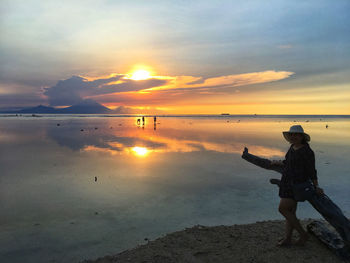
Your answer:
[130,69,151,80]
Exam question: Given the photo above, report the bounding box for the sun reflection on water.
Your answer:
[132,146,149,157]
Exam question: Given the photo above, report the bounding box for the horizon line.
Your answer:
[1,113,349,117]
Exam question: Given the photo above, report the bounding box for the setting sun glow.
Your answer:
[132,146,149,157]
[130,70,151,80]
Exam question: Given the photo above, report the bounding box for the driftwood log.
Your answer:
[307,220,350,261]
[241,148,350,260]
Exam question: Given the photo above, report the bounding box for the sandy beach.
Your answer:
[82,219,345,263]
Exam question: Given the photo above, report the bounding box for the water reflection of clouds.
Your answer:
[132,131,285,157]
[46,119,285,158]
[46,125,166,153]
[0,133,17,142]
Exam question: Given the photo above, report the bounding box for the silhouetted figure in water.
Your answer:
[94,176,97,182]
[137,119,140,125]
[326,124,328,129]
[154,116,157,123]
[142,116,145,125]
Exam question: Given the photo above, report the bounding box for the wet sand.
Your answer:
[82,219,343,263]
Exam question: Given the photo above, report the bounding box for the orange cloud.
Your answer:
[146,70,294,91]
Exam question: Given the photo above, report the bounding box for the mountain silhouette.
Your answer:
[17,105,57,113]
[58,99,113,114]
[0,99,164,114]
[1,100,128,114]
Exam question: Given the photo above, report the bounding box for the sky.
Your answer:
[0,0,349,114]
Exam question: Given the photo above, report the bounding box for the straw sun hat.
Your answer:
[283,125,311,142]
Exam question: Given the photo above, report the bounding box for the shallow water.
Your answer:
[0,116,349,263]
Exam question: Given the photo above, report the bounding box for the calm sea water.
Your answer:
[1,115,349,263]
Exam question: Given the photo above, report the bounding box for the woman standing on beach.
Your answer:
[270,125,324,246]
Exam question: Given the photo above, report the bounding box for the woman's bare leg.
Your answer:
[285,202,296,240]
[278,198,308,245]
[277,220,292,246]
[277,199,294,246]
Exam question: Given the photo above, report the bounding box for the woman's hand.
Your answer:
[270,160,284,166]
[315,186,324,196]
[242,147,248,156]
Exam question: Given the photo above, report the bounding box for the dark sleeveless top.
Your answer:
[279,143,318,199]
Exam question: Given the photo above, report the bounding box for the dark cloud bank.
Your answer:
[43,75,168,107]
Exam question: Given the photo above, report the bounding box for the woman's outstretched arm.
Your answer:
[241,147,284,174]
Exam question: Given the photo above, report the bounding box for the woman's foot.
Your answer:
[276,238,292,247]
[294,233,309,246]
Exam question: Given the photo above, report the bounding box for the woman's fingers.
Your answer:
[316,187,324,195]
[243,147,248,154]
[270,160,283,167]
